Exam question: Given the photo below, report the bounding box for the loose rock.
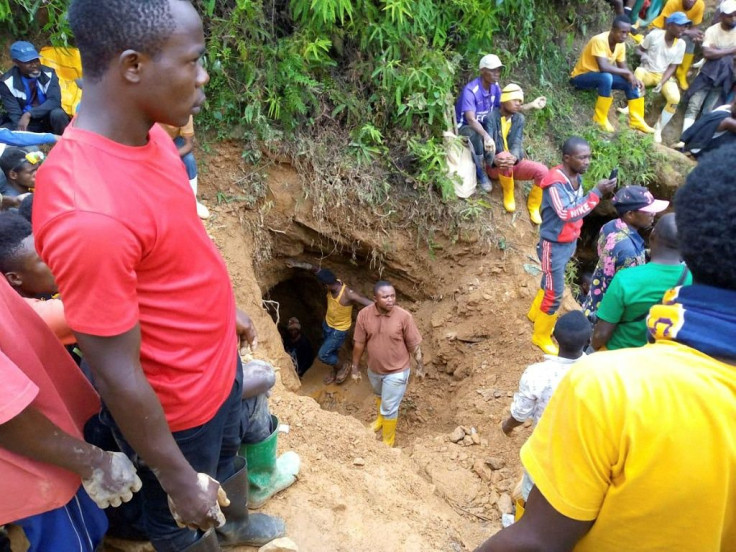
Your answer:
[497,493,514,515]
[259,537,299,552]
[472,459,492,482]
[449,426,465,443]
[486,457,505,470]
[353,457,365,466]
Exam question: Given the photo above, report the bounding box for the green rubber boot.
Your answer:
[239,415,301,509]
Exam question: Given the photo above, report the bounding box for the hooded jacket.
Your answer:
[539,165,601,243]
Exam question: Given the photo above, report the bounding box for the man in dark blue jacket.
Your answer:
[0,41,70,134]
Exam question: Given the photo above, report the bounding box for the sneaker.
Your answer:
[196,201,211,220]
[479,176,492,193]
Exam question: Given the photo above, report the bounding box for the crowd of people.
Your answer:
[0,0,735,550]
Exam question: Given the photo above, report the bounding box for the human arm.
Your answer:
[0,128,57,146]
[285,259,320,273]
[235,307,258,352]
[507,114,525,162]
[464,110,495,152]
[592,272,625,350]
[76,327,227,530]
[716,115,736,132]
[655,63,679,92]
[0,77,24,127]
[176,134,194,157]
[0,404,142,508]
[351,340,366,381]
[503,368,537,435]
[473,486,593,551]
[411,344,425,380]
[547,178,615,222]
[702,26,736,59]
[24,297,76,345]
[29,71,64,120]
[596,56,635,80]
[591,320,617,350]
[520,97,547,112]
[1,193,22,209]
[345,286,374,308]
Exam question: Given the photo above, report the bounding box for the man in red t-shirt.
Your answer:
[33,0,284,549]
[0,277,141,549]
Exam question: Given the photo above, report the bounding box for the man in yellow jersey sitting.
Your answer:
[474,144,736,552]
[570,16,651,133]
[286,259,373,384]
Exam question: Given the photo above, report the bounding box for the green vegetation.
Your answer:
[1,0,666,250]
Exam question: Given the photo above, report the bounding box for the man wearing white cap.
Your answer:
[0,41,69,134]
[635,12,691,142]
[682,0,736,134]
[582,185,669,321]
[455,55,545,192]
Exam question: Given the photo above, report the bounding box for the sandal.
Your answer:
[323,367,337,385]
[335,362,351,384]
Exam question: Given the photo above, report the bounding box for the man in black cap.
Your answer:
[0,41,70,134]
[286,259,373,384]
[582,185,669,320]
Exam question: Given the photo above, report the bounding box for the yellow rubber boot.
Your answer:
[531,311,559,355]
[382,418,397,447]
[498,173,516,212]
[370,397,384,433]
[527,289,545,323]
[676,52,694,91]
[628,97,655,134]
[527,185,543,225]
[592,95,615,132]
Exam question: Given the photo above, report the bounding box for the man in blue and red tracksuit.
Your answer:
[527,136,616,354]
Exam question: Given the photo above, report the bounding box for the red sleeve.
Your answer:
[0,351,38,425]
[35,212,141,336]
[353,310,367,345]
[548,183,601,222]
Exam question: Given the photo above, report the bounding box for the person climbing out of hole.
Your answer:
[285,259,373,385]
[351,281,424,448]
[483,83,549,223]
[282,317,315,377]
[502,310,591,517]
[528,136,616,355]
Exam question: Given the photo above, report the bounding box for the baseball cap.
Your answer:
[10,41,39,63]
[722,0,736,15]
[665,11,691,25]
[500,83,524,103]
[479,54,503,71]
[612,186,669,216]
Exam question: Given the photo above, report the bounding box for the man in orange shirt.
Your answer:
[351,281,424,447]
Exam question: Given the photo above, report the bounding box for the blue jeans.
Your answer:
[317,320,348,367]
[367,368,410,419]
[15,486,108,552]
[537,239,577,315]
[101,358,243,552]
[241,394,274,444]
[570,72,640,100]
[174,136,198,179]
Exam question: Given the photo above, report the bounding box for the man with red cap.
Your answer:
[582,185,669,320]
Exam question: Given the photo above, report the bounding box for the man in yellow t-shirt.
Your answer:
[650,0,705,89]
[473,145,736,552]
[570,16,651,133]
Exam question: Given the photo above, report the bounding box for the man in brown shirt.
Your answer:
[351,281,424,447]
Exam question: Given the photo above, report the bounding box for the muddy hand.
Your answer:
[168,473,229,531]
[82,450,142,508]
[236,307,258,353]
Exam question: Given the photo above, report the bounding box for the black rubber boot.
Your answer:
[215,456,286,547]
[182,529,221,551]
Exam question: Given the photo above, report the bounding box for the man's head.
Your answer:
[675,145,736,290]
[316,268,340,291]
[500,84,523,115]
[68,0,209,127]
[665,12,691,38]
[478,54,503,85]
[0,148,43,192]
[10,41,41,79]
[373,280,396,313]
[287,317,302,339]
[561,136,592,176]
[649,212,680,257]
[0,213,57,297]
[720,0,736,29]
[553,310,591,357]
[610,15,632,43]
[612,185,669,230]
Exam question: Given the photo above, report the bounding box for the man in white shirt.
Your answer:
[635,12,690,142]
